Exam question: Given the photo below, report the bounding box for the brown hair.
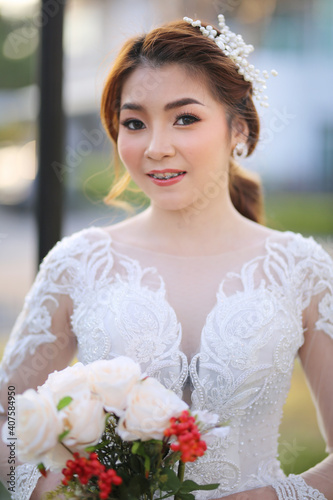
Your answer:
[100,20,264,223]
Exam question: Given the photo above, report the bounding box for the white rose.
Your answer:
[117,378,188,441]
[86,357,141,415]
[42,443,73,472]
[60,394,105,449]
[39,362,90,403]
[16,389,62,464]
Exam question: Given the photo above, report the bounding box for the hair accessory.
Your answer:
[183,15,278,108]
[233,142,248,159]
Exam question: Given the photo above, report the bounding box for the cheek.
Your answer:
[193,125,231,162]
[117,134,141,172]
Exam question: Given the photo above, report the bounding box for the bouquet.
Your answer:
[12,357,228,499]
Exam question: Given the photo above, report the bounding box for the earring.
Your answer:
[233,142,248,159]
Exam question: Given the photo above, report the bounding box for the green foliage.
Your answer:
[45,414,218,499]
[0,15,38,89]
[179,480,220,492]
[265,191,333,235]
[57,396,73,411]
[58,429,71,441]
[159,468,180,492]
[278,361,328,476]
[37,463,46,475]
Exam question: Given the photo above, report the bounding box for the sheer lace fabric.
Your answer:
[272,474,327,499]
[0,227,332,499]
[11,464,41,500]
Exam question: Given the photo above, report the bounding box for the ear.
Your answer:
[231,117,249,149]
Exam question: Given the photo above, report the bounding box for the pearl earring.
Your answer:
[233,142,248,159]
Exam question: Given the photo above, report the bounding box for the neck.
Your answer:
[137,193,251,256]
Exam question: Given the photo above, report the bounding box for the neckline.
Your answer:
[76,226,301,370]
[94,226,286,260]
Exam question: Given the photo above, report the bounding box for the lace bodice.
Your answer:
[1,227,333,499]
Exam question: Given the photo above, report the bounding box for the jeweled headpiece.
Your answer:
[183,14,278,108]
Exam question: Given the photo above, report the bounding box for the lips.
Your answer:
[147,169,187,180]
[147,169,187,186]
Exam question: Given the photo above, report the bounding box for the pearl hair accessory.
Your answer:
[183,14,278,108]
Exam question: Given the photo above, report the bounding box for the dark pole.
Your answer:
[36,0,66,266]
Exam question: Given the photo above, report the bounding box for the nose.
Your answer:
[144,128,176,161]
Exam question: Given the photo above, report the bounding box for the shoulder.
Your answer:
[268,232,333,302]
[39,226,112,272]
[267,230,333,266]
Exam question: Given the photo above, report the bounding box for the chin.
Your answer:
[150,194,196,212]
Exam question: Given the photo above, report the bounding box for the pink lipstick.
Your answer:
[147,169,187,187]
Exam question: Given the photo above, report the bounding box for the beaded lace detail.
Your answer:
[272,474,327,499]
[1,227,332,499]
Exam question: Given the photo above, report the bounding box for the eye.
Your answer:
[121,119,146,130]
[175,113,200,126]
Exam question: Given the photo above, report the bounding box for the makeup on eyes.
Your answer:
[120,110,202,130]
[174,112,201,126]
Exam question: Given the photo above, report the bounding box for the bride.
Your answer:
[0,14,332,500]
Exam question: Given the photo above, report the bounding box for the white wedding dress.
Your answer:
[0,227,332,499]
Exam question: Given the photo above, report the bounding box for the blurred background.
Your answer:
[0,0,332,497]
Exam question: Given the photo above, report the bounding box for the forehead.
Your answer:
[120,64,216,107]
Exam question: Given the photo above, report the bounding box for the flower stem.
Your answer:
[174,461,185,500]
[60,440,75,456]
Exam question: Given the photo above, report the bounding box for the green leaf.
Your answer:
[129,454,143,473]
[85,440,107,452]
[37,463,46,477]
[131,442,150,468]
[58,429,70,442]
[163,450,181,468]
[144,454,150,475]
[194,483,220,491]
[175,493,195,500]
[57,396,73,411]
[131,441,142,455]
[159,468,180,492]
[126,475,150,497]
[179,480,220,492]
[159,473,168,484]
[84,445,97,453]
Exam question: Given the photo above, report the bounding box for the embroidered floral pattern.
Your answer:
[1,228,332,499]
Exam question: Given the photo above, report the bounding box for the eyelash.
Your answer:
[120,119,144,130]
[174,112,201,126]
[120,112,201,130]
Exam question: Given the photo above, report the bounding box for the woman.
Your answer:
[0,15,332,500]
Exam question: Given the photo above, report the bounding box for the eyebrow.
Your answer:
[120,97,204,112]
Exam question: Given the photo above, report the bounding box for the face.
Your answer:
[117,64,241,212]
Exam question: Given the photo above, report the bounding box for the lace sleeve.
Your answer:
[0,233,82,498]
[299,238,333,343]
[11,464,41,500]
[272,237,333,500]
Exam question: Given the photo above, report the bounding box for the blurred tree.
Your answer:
[0,14,37,89]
